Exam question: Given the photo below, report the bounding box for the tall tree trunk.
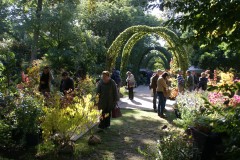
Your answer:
[31,0,43,62]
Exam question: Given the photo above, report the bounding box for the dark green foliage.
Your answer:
[0,0,161,76]
[0,41,19,91]
[13,96,44,135]
[150,0,240,72]
[0,84,44,149]
[141,51,170,69]
[81,1,160,47]
[190,44,240,72]
[0,120,12,147]
[157,130,193,160]
[162,0,240,49]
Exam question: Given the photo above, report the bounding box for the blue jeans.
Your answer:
[157,92,166,115]
[153,91,157,109]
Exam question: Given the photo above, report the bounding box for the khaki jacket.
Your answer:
[126,74,135,88]
[156,77,170,97]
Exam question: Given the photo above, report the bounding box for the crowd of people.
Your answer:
[148,69,209,118]
[96,68,210,123]
[37,66,210,129]
[177,70,208,94]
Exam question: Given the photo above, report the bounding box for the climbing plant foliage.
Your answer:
[141,52,169,69]
[147,58,165,70]
[106,25,188,77]
[136,46,172,70]
[130,46,172,78]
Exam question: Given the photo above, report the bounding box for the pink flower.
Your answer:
[234,79,240,83]
[208,92,225,105]
[229,95,240,107]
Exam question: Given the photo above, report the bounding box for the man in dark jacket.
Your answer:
[39,66,52,94]
[192,71,199,90]
[149,69,162,111]
[60,72,74,94]
[97,71,119,130]
[186,70,194,92]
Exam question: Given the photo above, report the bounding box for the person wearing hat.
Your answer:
[126,71,135,100]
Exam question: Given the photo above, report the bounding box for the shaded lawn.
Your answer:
[75,108,177,160]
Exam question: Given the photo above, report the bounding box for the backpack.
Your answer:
[111,71,121,85]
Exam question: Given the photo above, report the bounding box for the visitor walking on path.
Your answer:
[156,72,170,118]
[126,71,135,100]
[97,71,119,130]
[186,70,194,92]
[60,72,74,95]
[149,69,163,112]
[177,71,185,93]
[39,66,53,94]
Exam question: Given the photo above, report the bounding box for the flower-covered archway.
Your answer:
[106,25,188,77]
[136,46,172,71]
[140,52,170,69]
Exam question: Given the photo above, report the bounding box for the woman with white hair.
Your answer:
[126,71,135,100]
[198,72,208,90]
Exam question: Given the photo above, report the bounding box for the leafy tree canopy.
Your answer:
[0,0,162,77]
[152,0,240,50]
[80,0,160,47]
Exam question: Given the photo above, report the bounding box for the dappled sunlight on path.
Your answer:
[119,85,176,112]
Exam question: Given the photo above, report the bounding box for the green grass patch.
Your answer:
[75,108,176,160]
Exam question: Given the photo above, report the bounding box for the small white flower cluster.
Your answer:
[176,91,207,111]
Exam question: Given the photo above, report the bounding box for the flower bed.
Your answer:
[172,71,240,159]
[0,63,101,159]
